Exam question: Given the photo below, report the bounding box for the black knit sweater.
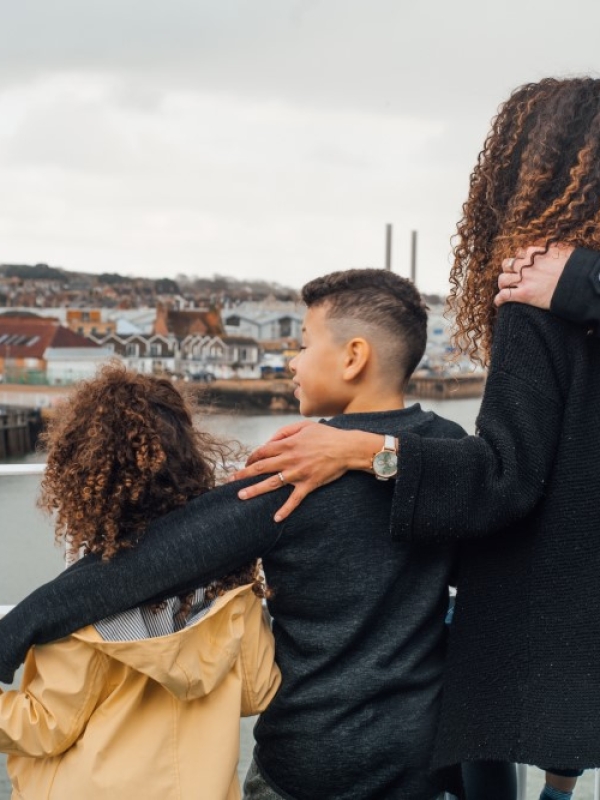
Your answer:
[391,302,600,770]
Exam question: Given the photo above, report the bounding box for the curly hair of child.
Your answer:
[38,362,269,602]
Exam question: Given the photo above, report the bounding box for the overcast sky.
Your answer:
[0,1,599,293]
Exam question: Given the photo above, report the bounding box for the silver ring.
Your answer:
[277,471,286,485]
[506,257,516,271]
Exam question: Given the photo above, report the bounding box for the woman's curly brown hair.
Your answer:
[449,76,600,365]
[38,363,268,605]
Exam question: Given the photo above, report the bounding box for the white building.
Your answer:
[44,346,119,385]
[222,300,304,342]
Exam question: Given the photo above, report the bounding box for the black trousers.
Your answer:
[462,761,584,800]
[462,761,517,800]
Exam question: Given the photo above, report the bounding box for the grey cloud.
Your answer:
[1,0,599,122]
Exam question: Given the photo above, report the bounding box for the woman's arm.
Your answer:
[0,480,287,684]
[391,303,566,540]
[0,637,106,756]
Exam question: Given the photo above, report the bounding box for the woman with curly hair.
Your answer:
[0,364,280,800]
[224,77,600,798]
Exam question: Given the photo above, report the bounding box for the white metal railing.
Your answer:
[0,463,45,477]
[1,466,599,800]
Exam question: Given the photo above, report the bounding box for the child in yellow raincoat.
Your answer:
[0,364,280,800]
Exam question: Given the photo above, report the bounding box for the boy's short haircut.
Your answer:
[302,268,428,384]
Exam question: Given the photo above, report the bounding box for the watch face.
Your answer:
[373,450,398,478]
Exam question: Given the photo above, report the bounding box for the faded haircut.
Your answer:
[302,268,427,385]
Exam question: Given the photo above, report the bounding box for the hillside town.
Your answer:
[0,263,464,392]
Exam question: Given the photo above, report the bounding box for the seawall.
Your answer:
[188,374,486,410]
[0,375,487,415]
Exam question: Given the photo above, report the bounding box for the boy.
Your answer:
[0,269,466,800]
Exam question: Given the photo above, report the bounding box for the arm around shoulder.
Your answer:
[0,481,287,683]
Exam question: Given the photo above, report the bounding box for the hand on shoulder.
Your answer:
[494,245,574,310]
[228,422,379,522]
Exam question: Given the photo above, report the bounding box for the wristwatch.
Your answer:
[371,435,398,481]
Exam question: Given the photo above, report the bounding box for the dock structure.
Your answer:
[0,407,43,459]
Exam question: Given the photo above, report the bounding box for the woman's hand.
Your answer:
[494,245,574,309]
[229,421,380,521]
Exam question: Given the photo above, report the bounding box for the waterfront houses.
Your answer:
[222,298,304,342]
[89,332,177,376]
[153,303,262,378]
[0,314,115,385]
[0,305,267,382]
[89,330,262,379]
[66,309,116,339]
[0,297,476,385]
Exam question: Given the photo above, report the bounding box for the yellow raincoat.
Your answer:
[0,583,280,799]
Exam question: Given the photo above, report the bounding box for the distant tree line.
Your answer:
[2,263,66,281]
[0,263,443,305]
[0,263,300,302]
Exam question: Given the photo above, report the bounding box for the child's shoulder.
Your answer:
[411,411,468,441]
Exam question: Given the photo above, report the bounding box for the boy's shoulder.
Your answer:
[414,411,467,440]
[326,405,467,440]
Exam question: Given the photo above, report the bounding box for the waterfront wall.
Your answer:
[0,376,486,416]
[187,379,300,412]
[188,374,486,410]
[0,375,486,457]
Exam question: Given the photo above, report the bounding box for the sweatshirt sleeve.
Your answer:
[0,637,106,757]
[0,480,288,684]
[551,247,600,332]
[390,304,566,541]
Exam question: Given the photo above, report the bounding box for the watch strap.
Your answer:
[382,434,396,453]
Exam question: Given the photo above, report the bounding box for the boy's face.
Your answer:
[289,304,349,418]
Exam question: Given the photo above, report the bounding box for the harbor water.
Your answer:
[0,401,596,798]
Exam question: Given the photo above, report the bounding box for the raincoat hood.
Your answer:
[74,583,254,702]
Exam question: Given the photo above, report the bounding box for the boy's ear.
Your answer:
[342,338,370,381]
